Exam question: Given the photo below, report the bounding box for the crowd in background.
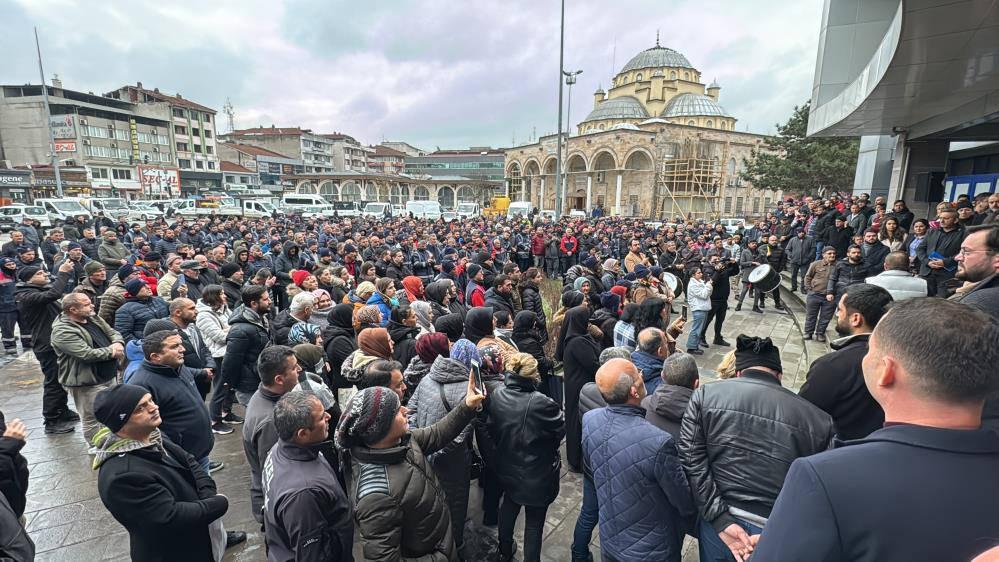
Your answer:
[0,187,994,561]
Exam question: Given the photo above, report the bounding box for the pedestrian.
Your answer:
[50,293,125,447]
[92,384,245,562]
[556,305,599,473]
[918,207,964,296]
[685,267,712,354]
[642,352,700,438]
[222,285,273,406]
[582,358,696,562]
[15,260,78,434]
[802,247,839,341]
[114,278,170,344]
[262,391,354,561]
[195,285,239,434]
[753,299,999,561]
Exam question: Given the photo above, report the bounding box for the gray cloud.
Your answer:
[2,0,823,150]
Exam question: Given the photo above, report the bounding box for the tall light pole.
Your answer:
[561,69,582,210]
[554,0,566,217]
[35,27,63,198]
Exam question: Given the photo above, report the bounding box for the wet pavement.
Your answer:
[9,279,829,561]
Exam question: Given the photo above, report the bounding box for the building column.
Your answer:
[586,175,593,212]
[539,177,545,210]
[887,136,949,219]
[614,172,623,216]
[853,135,895,198]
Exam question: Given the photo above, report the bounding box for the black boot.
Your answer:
[713,337,730,346]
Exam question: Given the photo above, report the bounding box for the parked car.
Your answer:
[456,202,481,219]
[0,206,51,232]
[127,202,165,221]
[568,209,587,218]
[718,217,745,234]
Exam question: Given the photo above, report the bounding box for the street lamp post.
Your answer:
[554,0,566,217]
[561,69,583,212]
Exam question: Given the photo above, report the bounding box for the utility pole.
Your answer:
[35,27,63,198]
[554,0,566,217]
[562,69,583,211]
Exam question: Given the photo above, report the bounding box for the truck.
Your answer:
[456,202,480,219]
[483,196,510,219]
[79,197,131,221]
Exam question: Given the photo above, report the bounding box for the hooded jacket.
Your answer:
[93,428,227,562]
[388,321,419,371]
[322,304,358,388]
[128,360,215,461]
[641,384,694,439]
[631,350,666,394]
[274,243,303,285]
[221,305,271,393]
[407,356,473,451]
[483,287,515,318]
[50,312,123,387]
[365,292,393,328]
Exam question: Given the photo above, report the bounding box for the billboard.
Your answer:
[54,140,77,152]
[49,115,75,139]
[129,118,140,162]
[138,166,179,196]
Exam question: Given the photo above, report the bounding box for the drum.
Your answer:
[747,264,781,293]
[662,272,679,294]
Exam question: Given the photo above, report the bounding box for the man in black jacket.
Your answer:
[757,235,787,312]
[799,284,891,440]
[701,255,740,345]
[222,285,273,406]
[483,274,516,318]
[826,245,869,304]
[679,335,833,562]
[93,384,243,561]
[263,391,353,562]
[822,216,854,258]
[861,229,890,272]
[15,261,78,434]
[754,298,999,561]
[918,208,965,296]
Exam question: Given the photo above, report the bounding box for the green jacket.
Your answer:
[50,312,124,387]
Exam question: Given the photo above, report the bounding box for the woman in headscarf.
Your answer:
[400,275,425,306]
[354,304,383,331]
[309,289,334,330]
[323,303,357,388]
[545,290,586,360]
[288,322,322,347]
[512,311,554,390]
[473,342,510,527]
[573,277,591,298]
[433,313,464,343]
[464,306,517,360]
[341,326,393,385]
[410,300,435,339]
[367,278,397,328]
[388,305,420,370]
[408,339,478,555]
[346,280,376,326]
[557,305,600,472]
[404,331,449,392]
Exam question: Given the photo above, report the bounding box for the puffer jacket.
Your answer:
[273,244,303,285]
[14,271,71,354]
[826,259,870,296]
[407,357,473,450]
[483,374,564,507]
[114,296,170,344]
[50,313,123,387]
[366,292,393,328]
[98,277,128,328]
[271,309,301,346]
[349,402,477,561]
[221,305,271,394]
[641,384,694,439]
[631,350,665,394]
[583,405,696,562]
[194,301,229,358]
[679,370,834,532]
[123,340,144,382]
[519,282,546,328]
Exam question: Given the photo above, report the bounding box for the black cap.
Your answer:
[93,384,150,434]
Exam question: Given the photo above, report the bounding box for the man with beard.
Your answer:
[861,229,890,272]
[386,249,413,289]
[79,227,101,261]
[826,245,869,311]
[54,242,91,294]
[918,208,964,297]
[98,230,130,273]
[799,284,892,440]
[157,255,184,301]
[950,224,999,319]
[172,261,206,302]
[75,262,110,315]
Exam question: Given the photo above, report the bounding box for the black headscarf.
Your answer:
[463,306,494,344]
[434,313,464,342]
[555,305,591,362]
[512,310,539,340]
[561,290,585,309]
[329,303,354,330]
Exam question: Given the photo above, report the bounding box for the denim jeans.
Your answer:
[571,475,599,561]
[698,518,764,562]
[686,310,708,350]
[197,456,210,475]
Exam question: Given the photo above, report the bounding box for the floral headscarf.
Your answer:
[450,339,480,371]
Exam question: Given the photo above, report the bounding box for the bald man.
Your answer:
[581,358,695,562]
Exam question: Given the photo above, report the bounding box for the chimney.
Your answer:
[51,75,62,89]
[137,81,142,89]
[176,93,183,99]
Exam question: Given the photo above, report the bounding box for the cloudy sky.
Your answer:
[2,0,823,150]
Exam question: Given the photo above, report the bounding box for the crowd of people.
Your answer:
[0,188,995,561]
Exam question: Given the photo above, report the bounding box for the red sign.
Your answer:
[54,140,77,152]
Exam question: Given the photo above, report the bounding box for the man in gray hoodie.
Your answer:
[642,352,700,439]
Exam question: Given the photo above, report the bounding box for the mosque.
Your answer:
[504,37,781,219]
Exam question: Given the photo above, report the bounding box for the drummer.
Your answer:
[758,234,789,313]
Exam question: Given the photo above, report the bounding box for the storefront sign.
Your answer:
[50,115,75,139]
[0,174,31,187]
[139,166,179,195]
[54,140,77,152]
[129,118,140,162]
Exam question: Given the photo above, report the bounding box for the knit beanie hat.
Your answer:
[66,242,82,251]
[467,263,483,279]
[442,260,456,274]
[334,386,401,450]
[117,264,136,281]
[734,335,783,373]
[633,264,650,279]
[124,278,147,297]
[143,319,178,337]
[291,269,311,287]
[16,266,40,283]
[93,384,149,434]
[582,255,598,270]
[220,262,241,279]
[343,244,357,254]
[600,291,621,312]
[85,262,106,275]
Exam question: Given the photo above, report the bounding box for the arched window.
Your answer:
[670,71,677,80]
[727,158,737,176]
[687,120,696,126]
[684,72,690,80]
[319,182,338,201]
[457,185,475,203]
[340,182,361,202]
[414,186,430,200]
[598,124,605,130]
[720,121,726,130]
[437,186,455,208]
[297,182,316,194]
[390,184,410,206]
[706,120,713,128]
[636,73,643,82]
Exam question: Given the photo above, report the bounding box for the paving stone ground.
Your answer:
[8,279,829,561]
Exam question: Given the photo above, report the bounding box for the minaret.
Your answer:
[707,79,720,101]
[593,85,605,109]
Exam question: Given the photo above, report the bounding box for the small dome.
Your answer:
[661,93,730,118]
[582,96,649,122]
[594,86,605,94]
[620,45,694,74]
[708,79,720,89]
[610,123,641,131]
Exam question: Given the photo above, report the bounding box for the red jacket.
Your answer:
[560,236,578,255]
[531,235,546,256]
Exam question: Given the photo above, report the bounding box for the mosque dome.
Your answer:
[620,44,694,73]
[661,93,730,118]
[583,96,649,122]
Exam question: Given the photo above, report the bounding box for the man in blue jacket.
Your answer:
[753,298,999,561]
[582,358,695,562]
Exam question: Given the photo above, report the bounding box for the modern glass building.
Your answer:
[404,148,505,182]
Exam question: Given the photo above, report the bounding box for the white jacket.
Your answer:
[865,270,927,301]
[195,300,231,358]
[687,278,713,312]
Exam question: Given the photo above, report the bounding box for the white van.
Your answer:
[363,202,392,217]
[34,199,91,224]
[507,201,532,218]
[328,201,362,218]
[0,206,50,232]
[81,198,130,220]
[456,202,480,219]
[282,194,329,213]
[718,217,745,234]
[405,200,442,220]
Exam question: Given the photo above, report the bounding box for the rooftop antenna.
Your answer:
[222,97,235,133]
[611,35,617,78]
[656,29,660,47]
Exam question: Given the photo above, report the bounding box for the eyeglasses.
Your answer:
[958,248,994,257]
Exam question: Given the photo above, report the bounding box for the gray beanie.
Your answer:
[334,386,400,450]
